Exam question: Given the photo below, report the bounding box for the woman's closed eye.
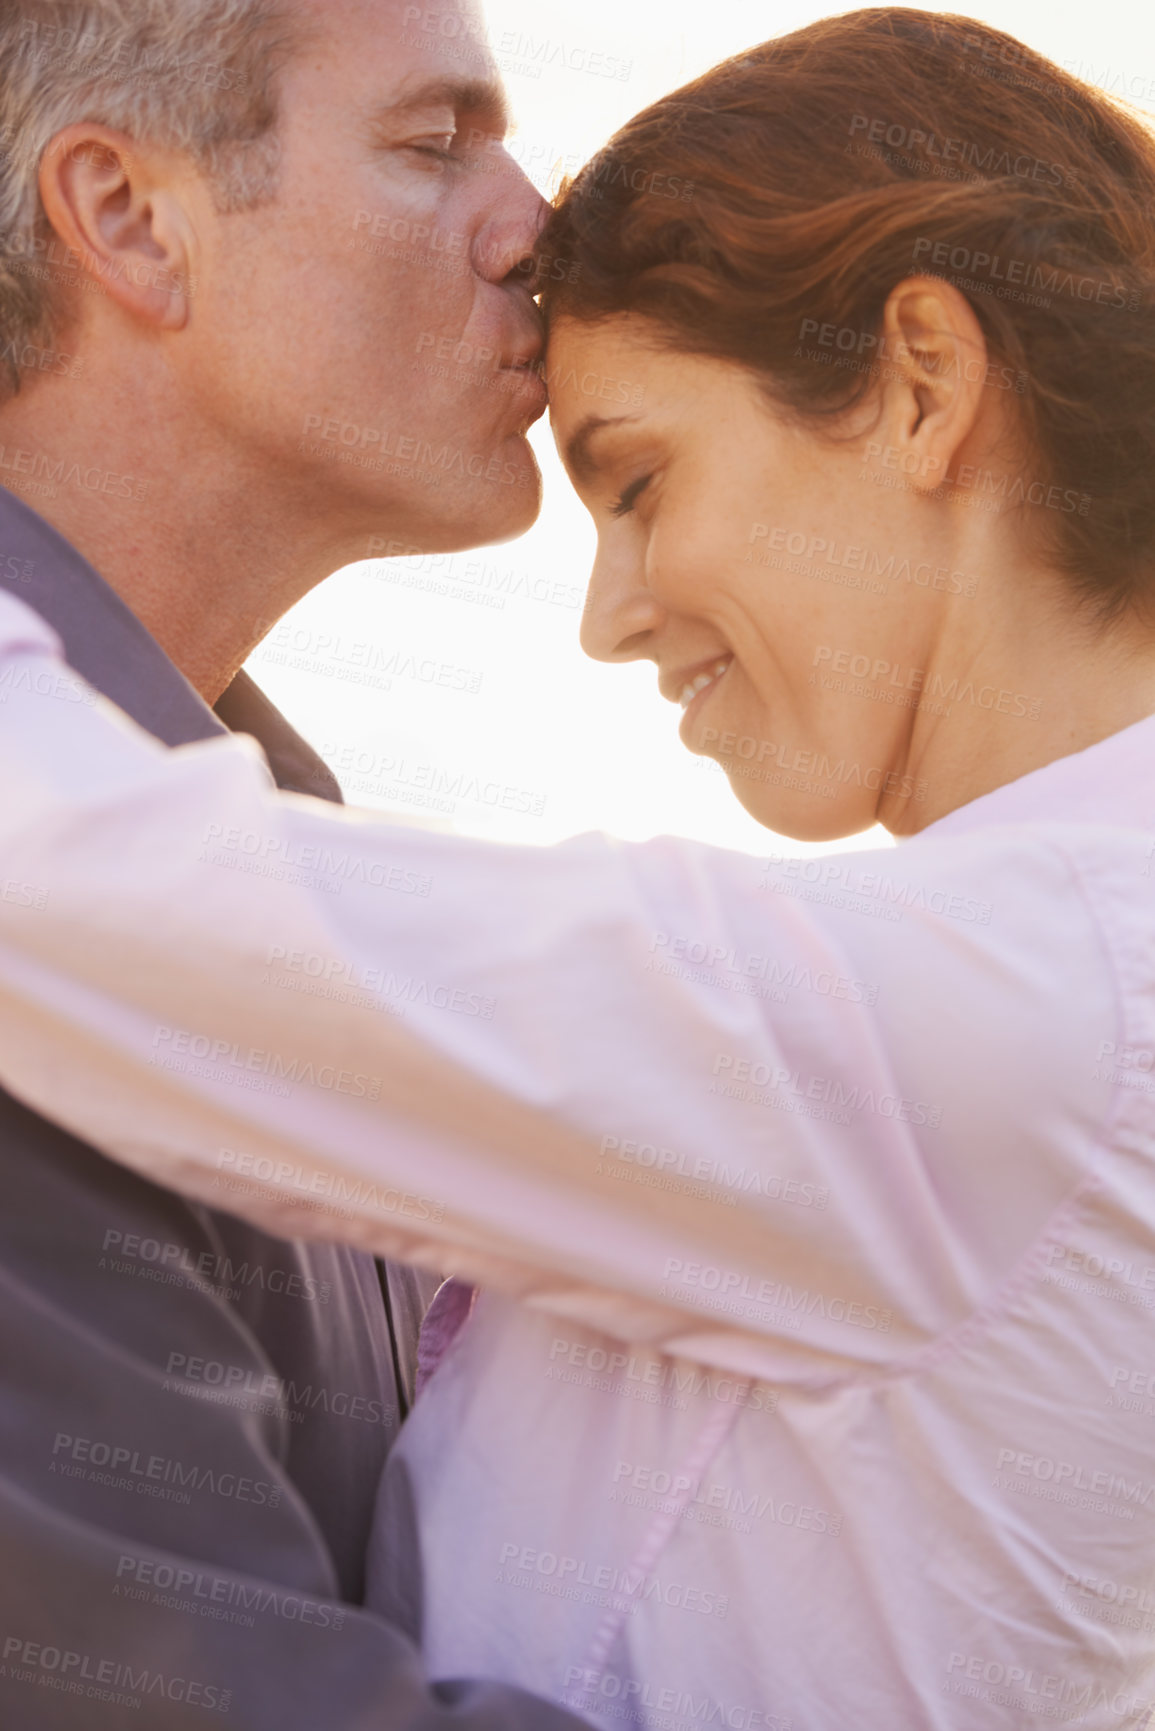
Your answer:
[610,474,653,518]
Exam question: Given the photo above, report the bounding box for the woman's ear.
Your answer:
[866,275,993,493]
[37,124,196,332]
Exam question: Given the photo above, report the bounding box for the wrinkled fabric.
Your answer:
[0,586,1153,1726]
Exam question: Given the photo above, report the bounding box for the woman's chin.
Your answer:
[729,774,873,844]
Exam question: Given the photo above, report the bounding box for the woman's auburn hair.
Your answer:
[540,7,1155,621]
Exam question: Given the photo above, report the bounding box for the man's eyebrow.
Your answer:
[563,414,642,484]
[369,77,511,136]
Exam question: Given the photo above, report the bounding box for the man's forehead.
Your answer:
[297,0,485,27]
[295,0,508,125]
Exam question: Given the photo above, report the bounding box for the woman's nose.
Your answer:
[579,549,665,664]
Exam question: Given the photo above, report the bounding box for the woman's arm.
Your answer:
[0,591,1056,1382]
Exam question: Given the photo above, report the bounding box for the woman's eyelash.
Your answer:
[610,475,653,518]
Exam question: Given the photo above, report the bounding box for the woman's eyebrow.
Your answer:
[563,414,642,483]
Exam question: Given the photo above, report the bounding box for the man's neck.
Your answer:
[0,374,356,703]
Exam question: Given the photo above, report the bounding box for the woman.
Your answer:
[1,8,1154,1725]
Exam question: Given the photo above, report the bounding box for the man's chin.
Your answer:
[361,494,540,567]
[417,459,542,554]
[479,473,543,548]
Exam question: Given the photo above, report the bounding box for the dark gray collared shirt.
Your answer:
[0,483,583,1731]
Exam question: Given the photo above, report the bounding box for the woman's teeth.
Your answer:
[680,658,732,711]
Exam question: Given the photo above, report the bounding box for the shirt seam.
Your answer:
[842,835,1131,1393]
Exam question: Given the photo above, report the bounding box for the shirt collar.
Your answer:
[921,710,1155,839]
[0,484,341,802]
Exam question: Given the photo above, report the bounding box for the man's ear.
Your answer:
[37,124,196,331]
[868,275,992,493]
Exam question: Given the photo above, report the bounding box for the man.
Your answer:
[0,1,576,1725]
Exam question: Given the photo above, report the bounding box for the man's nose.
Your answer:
[471,149,550,283]
[580,549,665,665]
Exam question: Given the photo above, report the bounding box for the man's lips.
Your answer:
[500,362,548,423]
[499,342,548,421]
[502,336,542,367]
[499,305,545,377]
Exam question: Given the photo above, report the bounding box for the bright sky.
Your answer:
[246,0,1155,859]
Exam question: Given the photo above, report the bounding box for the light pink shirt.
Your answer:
[0,586,1154,1727]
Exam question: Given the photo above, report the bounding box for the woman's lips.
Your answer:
[678,657,732,742]
[679,657,732,710]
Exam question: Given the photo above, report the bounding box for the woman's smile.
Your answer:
[676,655,734,744]
[677,655,733,712]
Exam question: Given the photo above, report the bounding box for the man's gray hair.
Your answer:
[0,0,300,396]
